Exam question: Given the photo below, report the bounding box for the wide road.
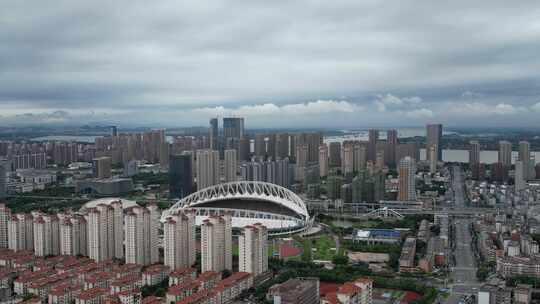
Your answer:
[446,166,480,304]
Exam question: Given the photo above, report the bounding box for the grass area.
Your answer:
[310,235,337,261]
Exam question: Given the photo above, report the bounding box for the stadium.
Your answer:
[161,181,312,236]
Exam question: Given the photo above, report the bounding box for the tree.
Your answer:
[332,254,349,265]
[301,240,313,262]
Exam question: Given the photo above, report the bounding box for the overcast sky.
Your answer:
[2,0,540,128]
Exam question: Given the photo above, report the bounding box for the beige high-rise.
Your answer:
[239,223,268,276]
[342,143,354,174]
[124,205,160,265]
[201,214,232,273]
[319,144,329,177]
[59,214,87,256]
[0,204,11,248]
[8,213,33,251]
[33,214,60,257]
[398,156,416,201]
[87,202,123,262]
[163,209,196,270]
[196,149,220,190]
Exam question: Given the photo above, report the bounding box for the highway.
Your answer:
[446,166,481,304]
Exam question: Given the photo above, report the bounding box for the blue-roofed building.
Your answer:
[352,228,402,244]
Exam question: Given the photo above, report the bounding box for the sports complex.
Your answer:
[161,181,312,236]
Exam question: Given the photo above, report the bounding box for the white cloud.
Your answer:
[374,94,423,112]
[402,108,434,119]
[442,102,526,117]
[531,102,540,112]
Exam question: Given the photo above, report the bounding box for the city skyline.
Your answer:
[2,2,540,128]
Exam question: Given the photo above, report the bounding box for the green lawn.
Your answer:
[310,235,337,261]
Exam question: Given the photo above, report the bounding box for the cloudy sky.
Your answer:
[2,0,540,128]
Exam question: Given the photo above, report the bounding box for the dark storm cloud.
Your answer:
[1,0,540,126]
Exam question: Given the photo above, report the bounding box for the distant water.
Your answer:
[31,135,98,143]
[325,127,456,143]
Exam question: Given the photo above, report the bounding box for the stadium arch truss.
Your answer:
[162,181,312,235]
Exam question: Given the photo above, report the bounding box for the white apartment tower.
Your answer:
[224,149,238,183]
[59,215,87,256]
[201,214,232,273]
[33,214,60,257]
[0,204,11,248]
[8,213,33,251]
[87,202,123,262]
[163,209,196,270]
[124,205,160,265]
[239,223,268,276]
[196,149,220,190]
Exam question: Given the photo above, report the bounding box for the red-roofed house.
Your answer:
[75,287,108,304]
[142,265,170,286]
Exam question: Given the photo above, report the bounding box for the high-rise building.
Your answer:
[429,146,437,174]
[426,124,443,161]
[169,153,194,199]
[469,141,481,165]
[224,149,237,182]
[385,129,398,167]
[275,133,290,159]
[239,223,268,276]
[0,204,11,248]
[398,157,416,201]
[8,213,33,252]
[342,143,354,174]
[329,142,341,168]
[498,141,512,168]
[238,137,251,161]
[92,156,112,179]
[396,142,419,162]
[163,210,196,270]
[518,141,530,162]
[519,141,531,180]
[368,129,379,162]
[223,118,244,140]
[295,133,322,163]
[124,205,160,265]
[295,144,308,182]
[209,118,219,151]
[254,134,266,158]
[87,202,123,262]
[375,151,385,172]
[319,144,329,177]
[201,214,232,273]
[59,214,87,256]
[196,149,220,190]
[327,175,344,200]
[353,143,367,172]
[111,126,118,137]
[515,161,527,192]
[33,214,60,257]
[266,133,277,160]
[0,160,7,199]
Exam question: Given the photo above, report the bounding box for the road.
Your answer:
[446,166,480,304]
